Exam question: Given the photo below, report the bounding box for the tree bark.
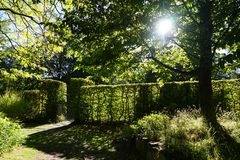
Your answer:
[198,0,216,127]
[198,1,239,157]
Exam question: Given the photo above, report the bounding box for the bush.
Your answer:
[0,112,25,154]
[131,113,170,141]
[39,79,67,122]
[0,77,39,95]
[0,91,46,122]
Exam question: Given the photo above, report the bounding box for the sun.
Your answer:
[155,18,174,36]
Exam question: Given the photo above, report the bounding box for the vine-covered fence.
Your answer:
[68,79,240,123]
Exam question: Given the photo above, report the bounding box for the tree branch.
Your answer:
[0,29,18,52]
[139,36,199,75]
[149,56,199,75]
[0,7,40,24]
[171,39,199,60]
[129,23,199,76]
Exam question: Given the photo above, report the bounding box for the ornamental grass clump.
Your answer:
[218,111,240,143]
[166,110,218,160]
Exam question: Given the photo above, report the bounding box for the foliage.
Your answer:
[0,112,25,154]
[0,79,67,123]
[0,0,67,80]
[0,91,26,120]
[38,79,67,122]
[72,79,240,122]
[158,81,199,113]
[0,90,47,122]
[212,79,240,112]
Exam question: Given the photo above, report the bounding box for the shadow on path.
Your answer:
[25,122,121,160]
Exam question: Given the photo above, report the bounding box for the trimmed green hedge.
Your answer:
[70,79,240,122]
[21,90,47,121]
[0,90,47,122]
[68,78,95,122]
[39,79,67,122]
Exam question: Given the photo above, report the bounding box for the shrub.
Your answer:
[0,112,25,154]
[131,113,170,141]
[38,79,67,122]
[157,81,199,113]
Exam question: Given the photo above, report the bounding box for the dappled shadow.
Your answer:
[25,123,121,160]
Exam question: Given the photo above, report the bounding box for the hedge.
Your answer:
[67,78,95,122]
[21,90,47,121]
[0,90,47,122]
[71,79,240,123]
[38,79,67,122]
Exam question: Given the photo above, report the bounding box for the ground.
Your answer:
[0,121,121,160]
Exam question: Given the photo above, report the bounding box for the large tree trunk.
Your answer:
[198,1,239,157]
[198,0,216,129]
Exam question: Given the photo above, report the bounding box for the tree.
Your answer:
[53,0,240,156]
[0,0,65,84]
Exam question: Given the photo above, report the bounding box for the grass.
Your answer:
[0,121,122,160]
[0,146,60,160]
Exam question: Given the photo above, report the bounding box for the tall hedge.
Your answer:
[69,79,240,123]
[39,79,67,122]
[0,90,46,122]
[21,90,47,121]
[67,78,95,122]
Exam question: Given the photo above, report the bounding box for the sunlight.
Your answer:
[155,18,174,36]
